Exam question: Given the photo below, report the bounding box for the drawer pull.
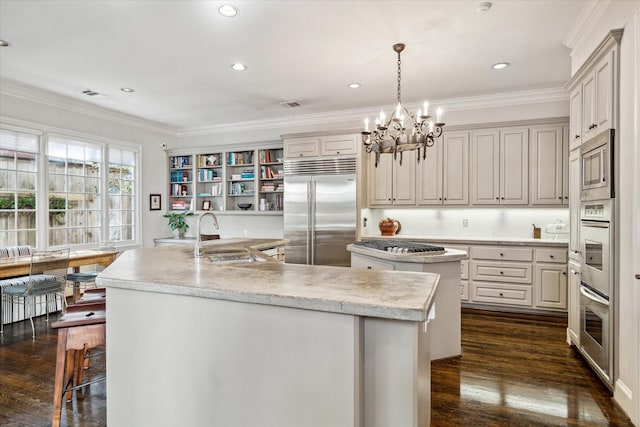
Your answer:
[367,266,372,270]
[499,292,504,297]
[550,255,554,259]
[499,253,504,256]
[562,271,567,275]
[500,271,504,275]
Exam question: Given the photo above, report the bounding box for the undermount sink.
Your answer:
[205,249,268,264]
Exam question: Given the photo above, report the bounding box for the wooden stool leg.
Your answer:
[75,347,86,387]
[63,349,75,402]
[52,329,68,427]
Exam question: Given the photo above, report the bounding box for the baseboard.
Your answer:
[614,378,634,420]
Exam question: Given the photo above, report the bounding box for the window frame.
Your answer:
[0,122,141,250]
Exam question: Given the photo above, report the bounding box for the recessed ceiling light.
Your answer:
[218,4,239,17]
[492,62,509,70]
[0,39,11,47]
[348,83,361,89]
[120,87,135,93]
[476,2,492,13]
[231,63,247,71]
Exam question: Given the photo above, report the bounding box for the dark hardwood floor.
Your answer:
[432,309,633,426]
[0,309,634,426]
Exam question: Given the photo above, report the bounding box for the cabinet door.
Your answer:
[470,130,500,205]
[443,132,469,205]
[568,149,581,258]
[582,71,596,140]
[569,86,582,150]
[594,49,614,136]
[320,135,358,156]
[416,136,442,205]
[368,153,393,206]
[562,127,569,204]
[567,261,581,345]
[500,128,529,204]
[284,138,319,158]
[534,264,567,310]
[531,125,564,205]
[392,150,416,205]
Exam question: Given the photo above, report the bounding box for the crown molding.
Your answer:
[0,79,176,137]
[178,87,569,137]
[563,0,611,51]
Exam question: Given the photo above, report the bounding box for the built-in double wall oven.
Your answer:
[579,198,615,390]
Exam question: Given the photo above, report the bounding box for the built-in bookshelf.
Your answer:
[166,146,284,213]
[169,155,193,211]
[196,153,224,211]
[258,148,284,211]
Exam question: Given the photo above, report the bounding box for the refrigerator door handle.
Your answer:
[306,180,312,265]
[310,179,316,265]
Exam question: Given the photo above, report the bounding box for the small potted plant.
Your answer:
[163,211,194,239]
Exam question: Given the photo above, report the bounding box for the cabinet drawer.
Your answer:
[535,248,567,264]
[471,246,533,262]
[284,139,319,158]
[350,255,395,271]
[471,282,533,306]
[320,136,357,156]
[460,280,469,301]
[470,261,532,284]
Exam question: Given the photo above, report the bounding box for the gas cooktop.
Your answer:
[353,240,446,255]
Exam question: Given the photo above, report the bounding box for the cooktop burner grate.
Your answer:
[354,240,445,255]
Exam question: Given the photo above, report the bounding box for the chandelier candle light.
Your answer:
[362,43,445,167]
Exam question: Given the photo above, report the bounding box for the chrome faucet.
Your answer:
[194,212,220,257]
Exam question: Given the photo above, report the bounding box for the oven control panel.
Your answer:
[581,199,613,222]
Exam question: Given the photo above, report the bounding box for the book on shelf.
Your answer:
[171,200,189,210]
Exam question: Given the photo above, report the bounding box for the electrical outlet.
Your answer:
[463,219,469,227]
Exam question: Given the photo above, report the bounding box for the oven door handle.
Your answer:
[580,285,610,306]
[580,220,610,228]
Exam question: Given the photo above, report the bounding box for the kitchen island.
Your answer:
[97,239,439,427]
[348,242,467,360]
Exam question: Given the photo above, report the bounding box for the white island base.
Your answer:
[106,287,431,427]
[349,246,467,361]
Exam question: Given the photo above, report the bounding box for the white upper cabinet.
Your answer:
[569,86,583,150]
[582,49,614,141]
[471,128,528,205]
[417,132,469,205]
[368,150,416,206]
[284,134,358,159]
[531,125,568,205]
[470,130,500,205]
[566,30,621,145]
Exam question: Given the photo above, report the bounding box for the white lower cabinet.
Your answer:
[463,244,568,313]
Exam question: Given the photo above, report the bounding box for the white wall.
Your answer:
[362,208,569,240]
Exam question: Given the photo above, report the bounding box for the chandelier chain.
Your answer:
[397,51,402,104]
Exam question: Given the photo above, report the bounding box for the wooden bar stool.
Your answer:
[51,302,106,427]
[74,287,106,304]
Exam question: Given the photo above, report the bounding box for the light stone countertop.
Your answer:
[347,244,468,263]
[97,239,439,322]
[361,235,568,247]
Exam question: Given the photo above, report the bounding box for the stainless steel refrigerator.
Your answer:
[284,157,357,266]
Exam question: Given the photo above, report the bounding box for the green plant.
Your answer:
[163,211,194,232]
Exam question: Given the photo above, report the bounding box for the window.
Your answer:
[108,147,136,241]
[47,136,102,246]
[0,129,39,247]
[0,126,139,249]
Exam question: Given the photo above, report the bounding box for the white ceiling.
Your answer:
[0,0,585,131]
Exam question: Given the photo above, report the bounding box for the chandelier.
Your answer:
[362,43,445,167]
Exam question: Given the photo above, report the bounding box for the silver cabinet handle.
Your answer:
[580,285,609,306]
